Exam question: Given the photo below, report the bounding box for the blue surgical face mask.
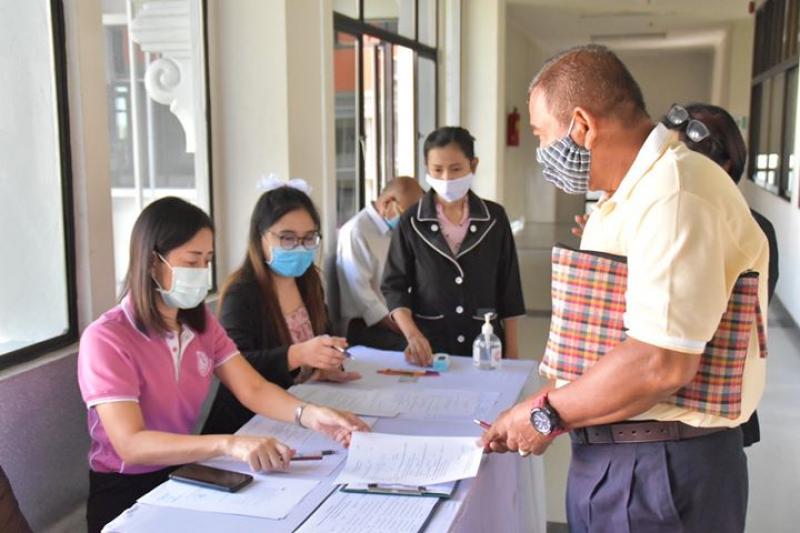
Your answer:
[154,254,210,309]
[535,118,591,194]
[385,216,400,230]
[267,247,316,278]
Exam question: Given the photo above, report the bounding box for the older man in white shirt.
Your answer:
[337,177,423,350]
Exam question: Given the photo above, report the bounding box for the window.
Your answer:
[748,0,799,201]
[0,0,77,369]
[102,0,213,291]
[333,1,438,226]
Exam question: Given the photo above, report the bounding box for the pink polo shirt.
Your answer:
[77,296,239,474]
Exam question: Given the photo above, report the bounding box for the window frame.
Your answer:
[747,0,799,202]
[333,0,438,215]
[101,0,218,293]
[0,0,79,371]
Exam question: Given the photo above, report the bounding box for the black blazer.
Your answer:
[382,190,525,356]
[201,277,331,435]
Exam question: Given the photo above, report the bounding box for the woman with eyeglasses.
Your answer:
[202,185,361,435]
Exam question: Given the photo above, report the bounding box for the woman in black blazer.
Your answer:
[203,184,360,434]
[382,127,526,365]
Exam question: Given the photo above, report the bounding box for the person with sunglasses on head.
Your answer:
[336,176,424,351]
[77,197,368,532]
[661,102,779,448]
[202,181,362,436]
[482,45,769,533]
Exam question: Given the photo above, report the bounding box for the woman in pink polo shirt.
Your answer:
[77,197,368,532]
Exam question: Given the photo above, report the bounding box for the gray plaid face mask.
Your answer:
[535,118,591,194]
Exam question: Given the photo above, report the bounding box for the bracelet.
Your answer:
[294,403,308,428]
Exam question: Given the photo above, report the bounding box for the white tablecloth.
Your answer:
[104,349,547,533]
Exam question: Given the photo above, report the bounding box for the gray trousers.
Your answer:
[567,428,747,533]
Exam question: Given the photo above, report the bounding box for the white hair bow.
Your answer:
[256,173,312,195]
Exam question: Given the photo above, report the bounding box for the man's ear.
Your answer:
[572,107,598,149]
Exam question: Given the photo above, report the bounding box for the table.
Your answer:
[104,349,547,533]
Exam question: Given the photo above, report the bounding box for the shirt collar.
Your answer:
[121,292,196,340]
[610,123,677,202]
[416,189,490,222]
[365,202,391,235]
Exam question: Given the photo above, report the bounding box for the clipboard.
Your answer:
[340,480,458,499]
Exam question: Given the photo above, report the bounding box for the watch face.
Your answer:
[532,409,552,434]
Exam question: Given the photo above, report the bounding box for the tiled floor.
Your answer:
[514,222,800,532]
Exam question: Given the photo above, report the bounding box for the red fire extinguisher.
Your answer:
[507,107,520,146]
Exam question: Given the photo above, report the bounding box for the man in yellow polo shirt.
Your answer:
[482,45,769,532]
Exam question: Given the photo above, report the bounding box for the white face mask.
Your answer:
[154,254,210,309]
[426,173,474,203]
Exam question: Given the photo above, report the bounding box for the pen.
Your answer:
[377,368,440,377]
[291,450,336,461]
[473,419,492,430]
[334,346,354,359]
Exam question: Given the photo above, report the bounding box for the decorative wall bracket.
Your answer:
[130,0,197,153]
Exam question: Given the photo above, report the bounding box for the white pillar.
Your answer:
[460,0,506,202]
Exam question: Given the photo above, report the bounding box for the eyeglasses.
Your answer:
[268,231,321,251]
[665,104,711,143]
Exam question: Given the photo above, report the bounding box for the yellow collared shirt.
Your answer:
[574,124,769,428]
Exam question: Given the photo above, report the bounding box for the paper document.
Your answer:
[290,385,498,420]
[335,432,483,486]
[389,389,498,419]
[137,476,318,519]
[295,489,438,533]
[290,385,401,417]
[203,415,376,477]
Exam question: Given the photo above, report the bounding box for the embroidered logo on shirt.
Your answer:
[196,351,211,377]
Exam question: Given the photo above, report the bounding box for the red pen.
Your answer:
[473,419,492,430]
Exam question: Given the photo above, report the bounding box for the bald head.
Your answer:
[529,44,647,127]
[377,176,424,218]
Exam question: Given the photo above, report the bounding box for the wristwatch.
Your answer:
[294,403,308,428]
[529,394,564,437]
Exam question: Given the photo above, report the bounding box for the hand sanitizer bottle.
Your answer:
[473,313,502,370]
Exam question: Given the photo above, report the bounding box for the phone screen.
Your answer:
[169,464,253,493]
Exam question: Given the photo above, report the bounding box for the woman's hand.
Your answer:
[571,213,589,238]
[288,335,348,371]
[300,404,370,447]
[405,333,433,367]
[314,368,362,383]
[224,435,295,472]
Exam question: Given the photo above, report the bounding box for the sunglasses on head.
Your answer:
[665,104,711,143]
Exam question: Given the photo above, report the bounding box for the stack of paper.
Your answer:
[295,490,439,533]
[137,476,319,520]
[290,385,499,420]
[335,432,484,486]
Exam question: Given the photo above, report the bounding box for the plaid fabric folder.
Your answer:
[539,245,767,419]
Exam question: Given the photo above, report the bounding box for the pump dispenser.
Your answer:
[473,312,502,370]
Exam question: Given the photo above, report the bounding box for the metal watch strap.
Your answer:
[294,403,308,428]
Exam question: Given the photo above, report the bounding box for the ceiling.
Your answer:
[507,0,756,51]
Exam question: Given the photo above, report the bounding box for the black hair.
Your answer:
[123,196,214,334]
[661,103,746,183]
[220,186,327,344]
[423,126,476,161]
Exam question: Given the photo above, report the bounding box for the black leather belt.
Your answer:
[571,420,730,445]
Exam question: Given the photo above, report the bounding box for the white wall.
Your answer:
[461,0,506,202]
[617,48,715,122]
[504,22,550,223]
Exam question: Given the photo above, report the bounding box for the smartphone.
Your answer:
[169,464,253,493]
